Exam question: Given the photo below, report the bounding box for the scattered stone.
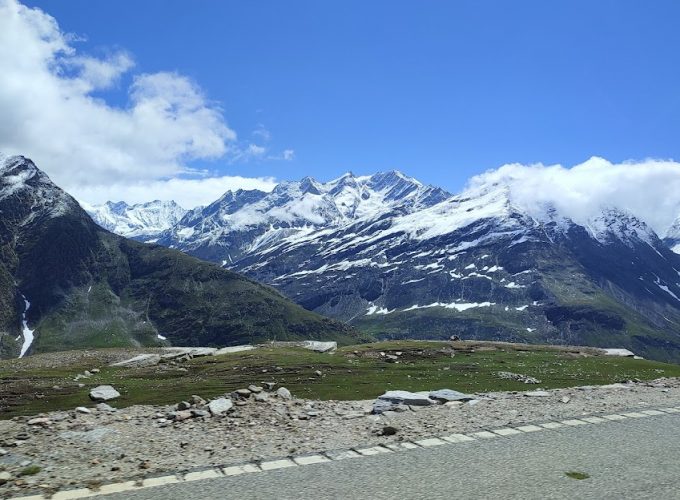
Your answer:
[190,395,206,406]
[314,370,323,377]
[276,387,292,400]
[177,401,191,411]
[0,471,12,485]
[497,371,541,384]
[27,417,51,426]
[75,407,91,414]
[0,448,7,456]
[190,409,210,418]
[172,410,193,422]
[235,389,252,398]
[90,368,100,373]
[254,392,269,403]
[263,382,276,391]
[247,385,263,393]
[96,403,116,412]
[378,390,434,406]
[561,396,571,404]
[379,426,398,436]
[89,385,121,402]
[429,389,475,403]
[208,398,233,416]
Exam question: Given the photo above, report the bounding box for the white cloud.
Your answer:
[72,175,277,209]
[468,157,680,235]
[0,0,289,203]
[268,149,295,161]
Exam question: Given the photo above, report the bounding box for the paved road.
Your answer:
[104,413,680,500]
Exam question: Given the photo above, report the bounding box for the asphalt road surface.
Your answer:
[103,412,680,500]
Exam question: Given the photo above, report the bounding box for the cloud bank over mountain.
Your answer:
[0,0,284,207]
[469,156,680,235]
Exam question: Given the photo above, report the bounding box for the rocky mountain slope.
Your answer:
[0,155,359,359]
[85,200,187,241]
[664,215,680,254]
[130,171,680,362]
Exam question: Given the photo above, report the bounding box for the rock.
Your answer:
[77,383,85,388]
[90,368,100,373]
[247,385,263,393]
[190,409,210,418]
[524,390,551,397]
[83,370,92,377]
[176,401,191,411]
[96,403,116,412]
[254,392,269,403]
[235,389,252,398]
[314,370,323,377]
[379,426,398,436]
[27,417,51,426]
[0,471,12,485]
[429,389,475,402]
[0,448,7,456]
[214,345,256,356]
[445,401,463,407]
[89,385,121,402]
[276,387,292,400]
[372,399,403,415]
[75,407,91,414]
[172,410,193,421]
[263,382,276,391]
[208,398,233,416]
[111,354,161,368]
[190,395,206,406]
[378,390,435,406]
[561,396,571,404]
[302,341,337,353]
[601,348,636,357]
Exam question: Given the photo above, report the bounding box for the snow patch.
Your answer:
[19,296,34,358]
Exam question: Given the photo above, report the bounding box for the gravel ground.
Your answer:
[1,378,679,499]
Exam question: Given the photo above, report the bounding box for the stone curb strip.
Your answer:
[11,405,680,500]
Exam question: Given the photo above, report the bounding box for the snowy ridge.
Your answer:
[85,200,187,240]
[19,295,34,358]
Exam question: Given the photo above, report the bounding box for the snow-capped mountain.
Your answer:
[85,200,187,241]
[109,170,680,362]
[0,155,356,359]
[157,170,449,264]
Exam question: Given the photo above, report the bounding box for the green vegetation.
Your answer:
[565,471,590,480]
[2,341,679,418]
[18,466,41,476]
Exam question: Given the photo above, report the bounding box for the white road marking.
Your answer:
[415,438,447,447]
[442,433,476,443]
[492,428,523,436]
[293,454,331,465]
[515,425,543,433]
[260,459,297,470]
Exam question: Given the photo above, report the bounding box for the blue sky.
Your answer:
[7,0,680,204]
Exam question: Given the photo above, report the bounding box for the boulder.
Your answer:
[302,341,337,353]
[208,397,233,416]
[429,389,475,403]
[276,387,292,400]
[89,385,121,402]
[111,354,161,368]
[247,385,263,393]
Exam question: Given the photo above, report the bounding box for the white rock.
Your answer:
[208,398,233,416]
[89,385,121,401]
[302,341,337,353]
[276,387,292,399]
[601,348,636,357]
[378,390,435,406]
[75,407,91,414]
[214,345,256,355]
[524,390,551,397]
[111,354,161,367]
